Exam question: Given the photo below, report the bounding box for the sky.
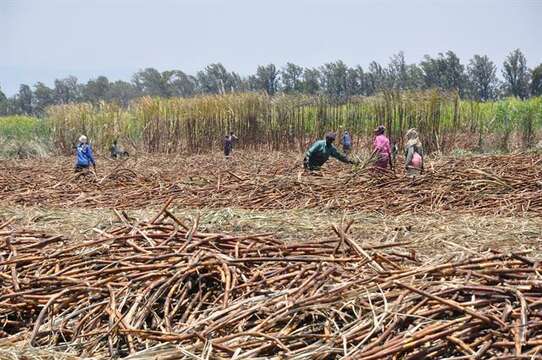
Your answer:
[1,0,541,96]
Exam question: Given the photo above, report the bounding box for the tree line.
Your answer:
[1,49,541,117]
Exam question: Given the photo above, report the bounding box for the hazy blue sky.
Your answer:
[1,0,541,95]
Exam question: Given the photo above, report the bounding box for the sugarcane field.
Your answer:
[2,1,542,359]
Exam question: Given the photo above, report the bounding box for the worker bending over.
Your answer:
[304,132,357,171]
[110,139,129,159]
[75,135,96,172]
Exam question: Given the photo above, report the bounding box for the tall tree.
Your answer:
[301,68,321,95]
[167,70,198,97]
[467,55,498,101]
[320,60,349,100]
[54,76,81,104]
[33,82,56,115]
[442,51,466,94]
[133,68,170,97]
[405,64,424,90]
[254,64,279,95]
[106,80,141,106]
[420,51,466,94]
[281,63,304,93]
[387,51,408,90]
[502,49,530,99]
[366,61,386,95]
[0,86,8,115]
[530,64,542,97]
[16,84,33,115]
[196,63,240,94]
[346,66,364,96]
[82,76,110,103]
[419,55,442,89]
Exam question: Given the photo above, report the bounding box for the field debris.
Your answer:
[1,152,541,215]
[1,204,542,359]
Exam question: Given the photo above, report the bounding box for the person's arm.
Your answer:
[88,146,96,167]
[405,146,414,168]
[330,146,354,164]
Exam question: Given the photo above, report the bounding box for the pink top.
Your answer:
[373,134,391,159]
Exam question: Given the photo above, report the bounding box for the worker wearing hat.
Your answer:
[75,135,96,172]
[303,132,357,171]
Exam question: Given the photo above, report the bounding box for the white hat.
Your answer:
[79,135,88,143]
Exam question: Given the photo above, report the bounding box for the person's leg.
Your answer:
[375,158,388,169]
[75,165,89,173]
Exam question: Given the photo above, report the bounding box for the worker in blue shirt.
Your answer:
[303,132,357,171]
[75,135,96,172]
[342,130,352,154]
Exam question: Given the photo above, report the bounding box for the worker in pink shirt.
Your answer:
[372,125,393,170]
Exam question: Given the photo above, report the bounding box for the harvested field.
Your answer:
[1,204,542,359]
[1,152,541,215]
[1,151,541,359]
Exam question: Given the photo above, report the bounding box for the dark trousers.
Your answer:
[75,164,89,172]
[303,159,320,171]
[224,146,232,156]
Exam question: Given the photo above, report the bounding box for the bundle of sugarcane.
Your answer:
[1,204,542,359]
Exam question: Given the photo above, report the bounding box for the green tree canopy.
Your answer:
[502,49,530,99]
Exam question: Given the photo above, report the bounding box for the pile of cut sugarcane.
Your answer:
[1,204,541,359]
[1,152,541,215]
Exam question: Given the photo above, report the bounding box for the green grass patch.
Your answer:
[0,116,52,158]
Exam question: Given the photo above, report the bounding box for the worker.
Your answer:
[342,130,352,154]
[75,135,96,172]
[404,128,424,176]
[224,131,238,157]
[110,139,129,159]
[303,132,357,171]
[372,125,393,170]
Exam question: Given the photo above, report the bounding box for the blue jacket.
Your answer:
[342,132,352,146]
[76,143,95,167]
